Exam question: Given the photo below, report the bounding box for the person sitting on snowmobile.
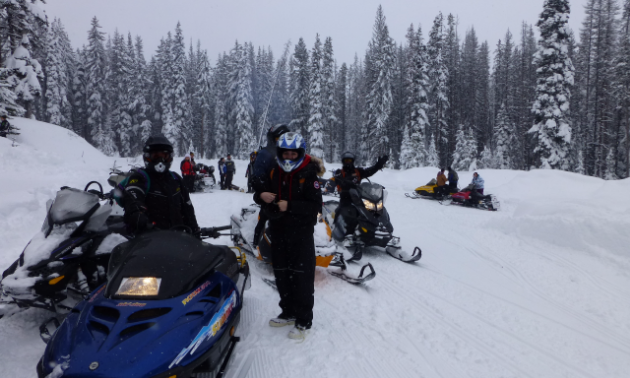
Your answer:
[330,151,388,243]
[120,135,199,235]
[435,168,449,197]
[447,166,459,193]
[253,132,323,339]
[465,172,486,205]
[251,124,290,246]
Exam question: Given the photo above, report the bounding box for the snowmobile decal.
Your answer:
[182,281,212,305]
[170,290,238,368]
[116,302,147,307]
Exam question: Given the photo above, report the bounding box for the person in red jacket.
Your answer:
[181,155,195,192]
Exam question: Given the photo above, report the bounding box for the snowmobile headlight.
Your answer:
[362,199,376,211]
[376,200,384,211]
[116,277,162,296]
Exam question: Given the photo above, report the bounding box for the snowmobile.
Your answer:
[36,226,250,378]
[230,206,376,285]
[318,177,339,197]
[405,178,458,201]
[192,165,216,193]
[324,180,421,263]
[0,182,129,323]
[448,185,500,211]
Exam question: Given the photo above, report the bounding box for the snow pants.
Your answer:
[268,224,316,327]
[224,172,233,190]
[183,175,195,193]
[333,202,358,242]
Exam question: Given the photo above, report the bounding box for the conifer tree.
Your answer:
[307,34,325,159]
[530,0,575,170]
[228,42,254,157]
[428,13,450,165]
[322,37,337,161]
[85,17,109,149]
[494,104,515,169]
[289,38,310,136]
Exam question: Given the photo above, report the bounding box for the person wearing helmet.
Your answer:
[254,132,323,340]
[251,124,290,246]
[330,152,388,242]
[120,134,199,234]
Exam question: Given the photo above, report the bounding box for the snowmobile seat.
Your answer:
[106,230,237,300]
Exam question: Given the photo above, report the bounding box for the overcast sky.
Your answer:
[42,0,588,65]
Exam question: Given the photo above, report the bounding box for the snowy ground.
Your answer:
[1,118,630,378]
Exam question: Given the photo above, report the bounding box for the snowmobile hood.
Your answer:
[106,231,238,300]
[39,272,242,378]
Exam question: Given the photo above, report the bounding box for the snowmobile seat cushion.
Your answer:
[105,231,235,300]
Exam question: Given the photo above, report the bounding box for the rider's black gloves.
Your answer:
[376,155,389,170]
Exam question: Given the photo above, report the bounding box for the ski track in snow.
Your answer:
[1,118,630,377]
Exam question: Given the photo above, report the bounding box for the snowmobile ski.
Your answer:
[386,246,422,263]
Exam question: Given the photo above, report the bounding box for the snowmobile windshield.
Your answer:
[49,188,100,225]
[358,182,384,203]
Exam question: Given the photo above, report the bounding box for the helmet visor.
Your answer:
[342,158,354,165]
[149,151,172,161]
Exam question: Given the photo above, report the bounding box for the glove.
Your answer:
[376,155,389,169]
[127,211,150,233]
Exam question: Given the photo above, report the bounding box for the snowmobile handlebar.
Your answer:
[199,225,232,239]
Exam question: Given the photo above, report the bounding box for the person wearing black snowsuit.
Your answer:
[218,158,226,189]
[0,116,10,138]
[121,135,199,234]
[224,154,236,190]
[251,125,290,247]
[331,152,388,242]
[254,132,322,336]
[447,166,459,193]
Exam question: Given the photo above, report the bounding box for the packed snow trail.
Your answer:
[1,118,629,377]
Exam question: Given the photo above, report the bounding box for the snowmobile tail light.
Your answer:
[48,275,65,285]
[116,277,162,296]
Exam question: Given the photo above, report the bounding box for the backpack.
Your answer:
[114,168,180,207]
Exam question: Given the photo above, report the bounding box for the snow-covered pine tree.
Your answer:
[613,0,630,178]
[493,104,514,169]
[428,12,450,166]
[529,0,575,170]
[322,37,338,161]
[335,62,348,154]
[85,17,108,148]
[426,138,439,168]
[158,33,175,147]
[364,5,395,162]
[604,148,618,179]
[212,53,229,158]
[399,123,414,169]
[130,35,152,154]
[194,47,212,157]
[71,47,87,135]
[405,24,431,168]
[45,19,72,127]
[479,145,494,169]
[444,14,461,159]
[289,38,310,137]
[228,42,254,158]
[451,125,467,170]
[169,23,193,155]
[307,34,325,159]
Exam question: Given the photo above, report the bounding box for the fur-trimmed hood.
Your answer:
[309,156,326,177]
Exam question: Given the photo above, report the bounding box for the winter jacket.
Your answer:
[437,172,448,187]
[121,169,199,233]
[448,170,459,183]
[252,146,275,192]
[181,160,195,176]
[471,175,485,189]
[331,159,386,202]
[225,160,236,174]
[218,161,225,176]
[0,120,9,133]
[254,155,323,228]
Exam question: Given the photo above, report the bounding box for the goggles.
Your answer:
[342,158,354,165]
[148,151,172,160]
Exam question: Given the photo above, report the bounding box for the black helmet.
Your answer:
[341,151,356,168]
[266,124,290,146]
[143,134,174,173]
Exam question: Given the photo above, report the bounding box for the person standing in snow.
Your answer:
[435,168,449,197]
[218,157,226,189]
[189,152,197,170]
[120,135,199,234]
[245,151,257,193]
[254,132,322,339]
[224,154,236,190]
[0,116,10,138]
[447,166,459,193]
[251,125,290,246]
[181,155,196,193]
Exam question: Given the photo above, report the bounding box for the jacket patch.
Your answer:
[314,181,320,189]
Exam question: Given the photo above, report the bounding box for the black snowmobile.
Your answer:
[192,165,216,193]
[324,180,421,263]
[0,182,129,328]
[37,226,250,378]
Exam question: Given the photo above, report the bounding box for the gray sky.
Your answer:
[43,0,587,65]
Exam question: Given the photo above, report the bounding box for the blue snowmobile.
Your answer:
[37,226,250,378]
